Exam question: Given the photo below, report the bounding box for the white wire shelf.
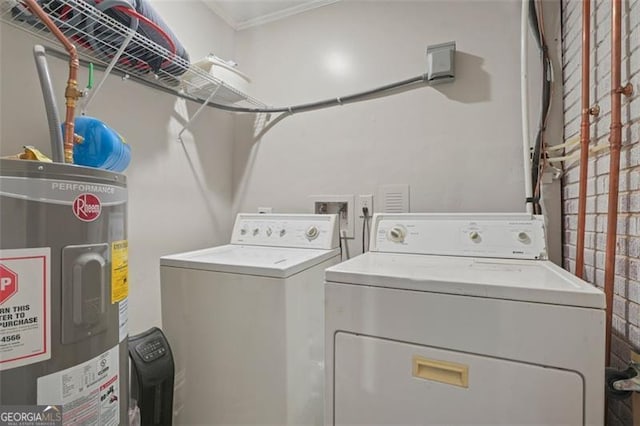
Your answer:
[0,0,266,109]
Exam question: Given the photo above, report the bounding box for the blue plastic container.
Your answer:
[63,116,131,172]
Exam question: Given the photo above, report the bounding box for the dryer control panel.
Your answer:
[371,213,547,260]
[231,214,339,249]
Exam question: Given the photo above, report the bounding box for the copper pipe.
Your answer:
[575,0,591,279]
[604,0,623,366]
[22,0,81,164]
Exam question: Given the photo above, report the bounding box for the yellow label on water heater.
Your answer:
[111,240,129,303]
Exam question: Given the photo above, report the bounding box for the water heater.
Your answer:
[0,159,129,425]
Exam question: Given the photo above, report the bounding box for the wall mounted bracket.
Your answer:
[426,41,455,85]
[177,85,221,141]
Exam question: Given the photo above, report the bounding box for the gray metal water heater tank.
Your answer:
[0,159,129,425]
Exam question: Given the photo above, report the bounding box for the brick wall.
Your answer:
[561,0,640,424]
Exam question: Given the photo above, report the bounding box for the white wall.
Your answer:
[0,1,236,334]
[0,0,566,336]
[232,0,560,258]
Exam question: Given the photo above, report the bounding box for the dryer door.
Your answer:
[333,333,583,425]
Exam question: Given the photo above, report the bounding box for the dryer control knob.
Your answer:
[266,227,273,237]
[517,231,530,243]
[240,227,248,236]
[280,228,286,237]
[469,231,481,242]
[306,226,319,240]
[387,225,407,243]
[252,228,260,236]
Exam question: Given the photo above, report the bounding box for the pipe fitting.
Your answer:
[63,133,83,163]
[616,83,634,97]
[589,105,600,116]
[65,82,83,100]
[64,146,73,163]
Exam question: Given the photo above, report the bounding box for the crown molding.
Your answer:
[204,0,340,31]
[236,0,339,30]
[203,1,240,30]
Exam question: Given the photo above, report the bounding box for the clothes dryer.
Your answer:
[325,213,605,425]
[161,214,339,425]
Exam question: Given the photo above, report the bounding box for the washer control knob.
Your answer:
[469,231,481,242]
[266,227,273,237]
[517,231,530,243]
[280,228,286,237]
[306,226,319,240]
[240,227,248,236]
[252,228,260,236]
[387,225,407,243]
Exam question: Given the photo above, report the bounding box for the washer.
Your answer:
[325,213,605,425]
[161,213,340,425]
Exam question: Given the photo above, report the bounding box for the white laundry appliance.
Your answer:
[160,213,339,425]
[325,213,605,425]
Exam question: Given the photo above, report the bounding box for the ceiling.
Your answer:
[203,0,339,31]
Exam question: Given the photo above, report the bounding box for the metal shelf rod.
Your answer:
[177,84,221,141]
[81,29,134,115]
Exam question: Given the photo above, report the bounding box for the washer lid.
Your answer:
[161,245,339,278]
[325,252,605,309]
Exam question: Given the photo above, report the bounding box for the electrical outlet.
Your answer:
[357,195,373,218]
[309,195,354,238]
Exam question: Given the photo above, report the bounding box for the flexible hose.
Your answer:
[204,74,427,114]
[529,0,552,214]
[112,5,177,66]
[86,0,139,65]
[340,229,350,260]
[86,0,177,71]
[33,45,65,163]
[528,0,543,49]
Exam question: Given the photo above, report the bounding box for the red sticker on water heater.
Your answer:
[73,193,102,222]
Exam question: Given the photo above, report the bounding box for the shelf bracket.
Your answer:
[81,29,135,115]
[177,85,222,141]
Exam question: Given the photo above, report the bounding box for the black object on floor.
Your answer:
[129,327,175,426]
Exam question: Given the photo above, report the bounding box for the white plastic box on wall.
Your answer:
[182,54,251,104]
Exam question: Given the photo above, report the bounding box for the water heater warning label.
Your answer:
[37,345,120,426]
[111,240,128,303]
[0,248,51,371]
